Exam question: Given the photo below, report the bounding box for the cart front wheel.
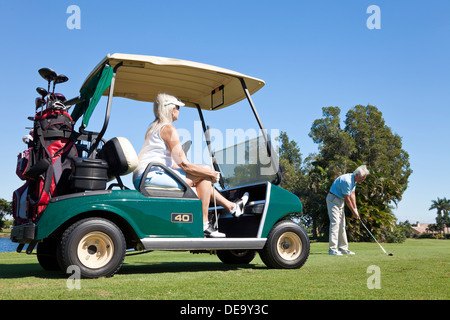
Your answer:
[259,220,310,269]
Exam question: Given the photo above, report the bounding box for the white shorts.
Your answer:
[134,167,186,190]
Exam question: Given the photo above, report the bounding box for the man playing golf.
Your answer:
[326,165,369,255]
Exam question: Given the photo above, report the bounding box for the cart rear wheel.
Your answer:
[57,217,126,278]
[76,231,115,269]
[259,220,309,269]
[217,250,256,264]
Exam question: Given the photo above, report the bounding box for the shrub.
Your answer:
[384,225,407,243]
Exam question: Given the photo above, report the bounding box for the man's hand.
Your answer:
[353,208,360,220]
[344,193,360,220]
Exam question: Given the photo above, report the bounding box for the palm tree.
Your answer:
[443,198,450,237]
[429,197,450,237]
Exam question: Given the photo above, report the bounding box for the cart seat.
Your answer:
[98,137,138,189]
[137,162,198,199]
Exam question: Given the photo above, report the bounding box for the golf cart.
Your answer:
[11,53,309,278]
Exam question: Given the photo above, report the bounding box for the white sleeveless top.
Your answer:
[133,124,173,182]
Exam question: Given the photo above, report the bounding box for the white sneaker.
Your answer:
[231,192,249,218]
[340,250,355,255]
[204,224,226,238]
[329,250,343,256]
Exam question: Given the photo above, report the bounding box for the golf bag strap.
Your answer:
[41,130,73,139]
[37,127,52,159]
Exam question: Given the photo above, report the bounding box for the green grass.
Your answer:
[0,229,11,237]
[0,239,448,300]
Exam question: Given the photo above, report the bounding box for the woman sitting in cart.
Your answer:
[133,93,249,238]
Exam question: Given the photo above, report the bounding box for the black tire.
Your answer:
[217,250,256,264]
[37,238,60,271]
[57,217,126,278]
[259,220,310,269]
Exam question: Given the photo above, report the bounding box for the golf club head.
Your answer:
[55,74,69,84]
[51,93,66,102]
[36,87,48,98]
[38,68,57,82]
[35,97,45,109]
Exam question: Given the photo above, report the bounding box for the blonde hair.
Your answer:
[145,93,180,139]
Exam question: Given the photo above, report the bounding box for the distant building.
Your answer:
[411,223,450,235]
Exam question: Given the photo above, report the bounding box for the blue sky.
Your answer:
[0,0,449,223]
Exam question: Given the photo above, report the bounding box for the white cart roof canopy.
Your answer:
[80,53,265,110]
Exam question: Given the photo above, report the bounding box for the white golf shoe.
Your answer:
[231,192,249,218]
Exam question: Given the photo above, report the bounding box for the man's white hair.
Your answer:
[354,165,369,177]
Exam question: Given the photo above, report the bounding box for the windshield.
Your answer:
[214,134,280,189]
[192,93,281,190]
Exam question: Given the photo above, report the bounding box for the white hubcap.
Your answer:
[77,232,114,269]
[277,232,302,261]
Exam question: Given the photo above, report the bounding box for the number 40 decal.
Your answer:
[171,213,193,223]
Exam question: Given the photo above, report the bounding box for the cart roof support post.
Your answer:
[196,104,225,189]
[238,77,271,157]
[88,62,122,157]
[238,77,281,185]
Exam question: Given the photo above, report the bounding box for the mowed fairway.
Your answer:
[0,239,448,300]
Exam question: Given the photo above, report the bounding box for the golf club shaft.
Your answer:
[210,155,218,229]
[360,220,388,255]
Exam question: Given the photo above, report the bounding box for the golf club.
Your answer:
[35,97,45,110]
[36,87,47,100]
[360,220,393,256]
[210,153,219,229]
[52,74,69,95]
[38,68,56,109]
[53,93,66,102]
[205,126,220,230]
[36,87,47,114]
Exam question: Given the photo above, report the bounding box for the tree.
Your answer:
[279,131,302,170]
[345,105,412,207]
[279,131,303,194]
[278,132,306,224]
[429,197,450,237]
[0,199,12,231]
[301,162,331,239]
[309,106,356,174]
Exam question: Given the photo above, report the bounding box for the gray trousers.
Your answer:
[326,193,349,251]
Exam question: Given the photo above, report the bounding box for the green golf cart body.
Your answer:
[11,54,309,278]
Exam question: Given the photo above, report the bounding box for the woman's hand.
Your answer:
[211,171,220,183]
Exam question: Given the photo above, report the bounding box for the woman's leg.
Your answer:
[212,188,234,212]
[194,179,213,223]
[185,177,235,218]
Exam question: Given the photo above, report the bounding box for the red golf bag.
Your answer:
[15,108,78,221]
